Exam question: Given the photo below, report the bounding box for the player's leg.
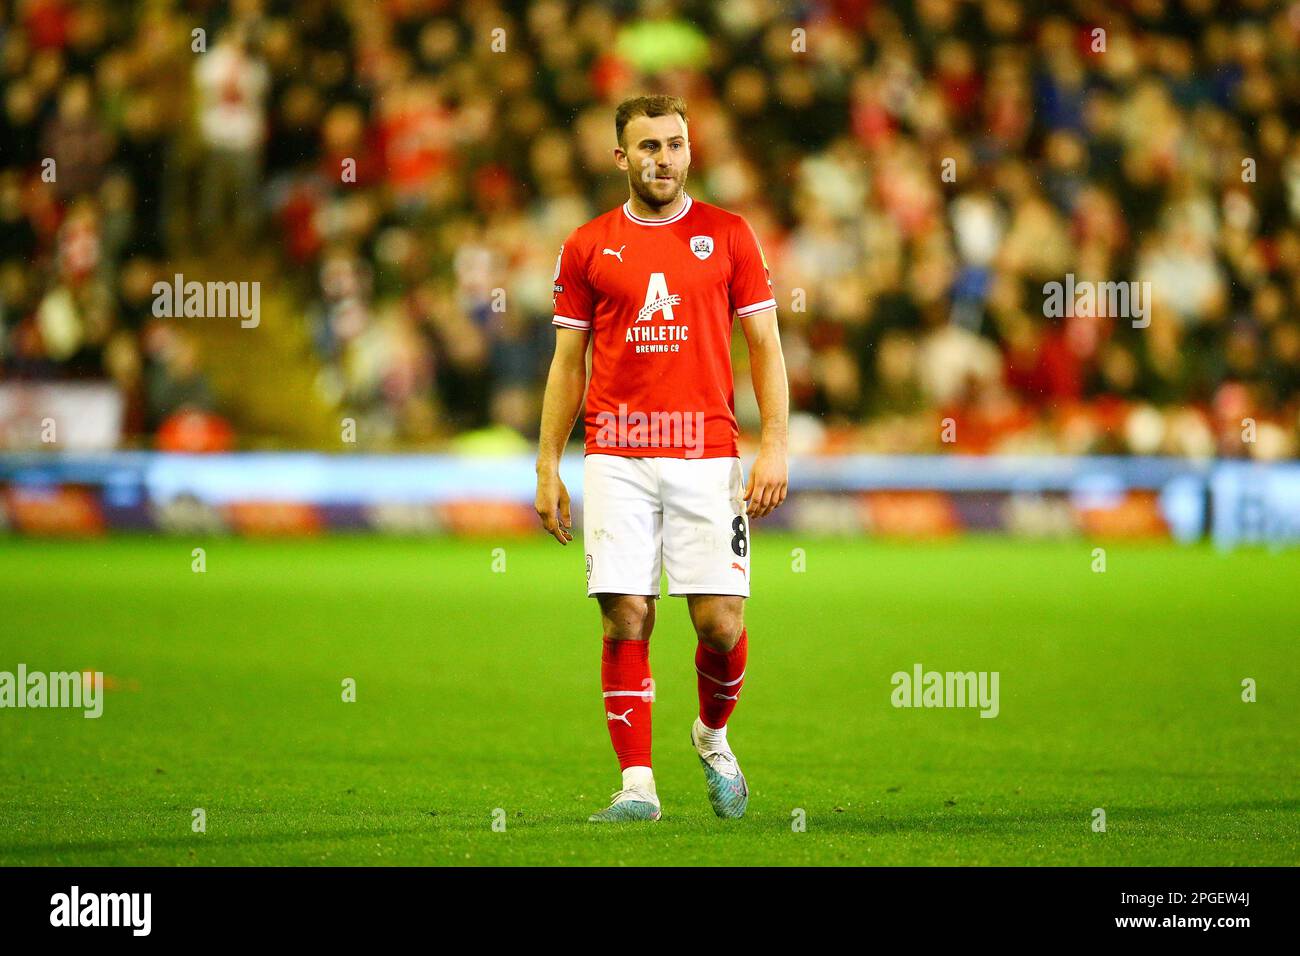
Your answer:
[596,593,658,809]
[591,594,658,820]
[661,457,751,819]
[688,593,747,729]
[686,593,749,818]
[583,454,664,822]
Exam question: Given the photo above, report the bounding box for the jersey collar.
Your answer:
[622,193,693,226]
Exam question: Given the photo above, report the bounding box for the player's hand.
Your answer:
[744,448,788,519]
[535,470,574,545]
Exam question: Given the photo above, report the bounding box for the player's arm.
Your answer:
[535,327,589,544]
[739,305,788,519]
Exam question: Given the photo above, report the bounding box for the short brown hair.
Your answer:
[615,95,688,146]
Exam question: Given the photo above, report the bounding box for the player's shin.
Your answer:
[601,637,655,790]
[695,628,747,730]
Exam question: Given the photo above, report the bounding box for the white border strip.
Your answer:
[622,194,693,226]
[695,666,745,687]
[736,298,777,317]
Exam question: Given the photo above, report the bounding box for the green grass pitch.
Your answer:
[1,534,1297,866]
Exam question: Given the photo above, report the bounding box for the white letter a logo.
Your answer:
[638,272,679,323]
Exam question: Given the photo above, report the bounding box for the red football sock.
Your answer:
[696,629,747,730]
[601,637,653,770]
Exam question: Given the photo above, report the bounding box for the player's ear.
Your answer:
[613,146,629,171]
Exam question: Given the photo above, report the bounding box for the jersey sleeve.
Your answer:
[551,234,594,331]
[729,218,777,318]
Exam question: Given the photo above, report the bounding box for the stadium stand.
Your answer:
[1,0,1298,458]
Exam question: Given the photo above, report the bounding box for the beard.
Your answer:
[628,166,689,209]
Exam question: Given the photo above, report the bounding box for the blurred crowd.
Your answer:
[2,0,1300,457]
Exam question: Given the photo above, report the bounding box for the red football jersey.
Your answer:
[552,194,776,459]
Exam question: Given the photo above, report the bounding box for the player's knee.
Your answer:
[694,610,743,653]
[600,597,652,641]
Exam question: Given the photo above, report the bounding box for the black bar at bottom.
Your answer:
[0,866,1289,941]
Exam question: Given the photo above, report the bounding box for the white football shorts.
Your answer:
[582,454,751,598]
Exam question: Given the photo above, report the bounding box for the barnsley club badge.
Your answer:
[690,235,714,260]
